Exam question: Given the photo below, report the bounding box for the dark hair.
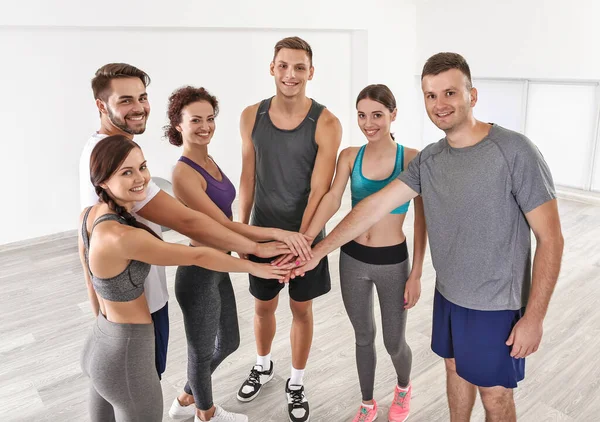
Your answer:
[421,52,472,90]
[356,84,396,112]
[89,135,160,239]
[163,86,219,147]
[356,84,397,140]
[273,36,313,66]
[91,63,151,102]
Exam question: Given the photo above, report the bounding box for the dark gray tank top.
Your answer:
[251,97,325,234]
[82,207,150,302]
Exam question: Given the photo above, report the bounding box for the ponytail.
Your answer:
[95,186,162,240]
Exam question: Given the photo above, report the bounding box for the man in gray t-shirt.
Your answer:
[296,53,564,421]
[400,123,555,312]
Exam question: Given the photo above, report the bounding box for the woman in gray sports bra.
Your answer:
[78,135,292,422]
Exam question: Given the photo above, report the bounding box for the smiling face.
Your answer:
[357,98,396,143]
[100,147,150,206]
[270,48,314,98]
[177,101,216,148]
[97,77,150,135]
[421,69,477,134]
[422,68,477,134]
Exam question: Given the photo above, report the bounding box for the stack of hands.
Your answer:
[246,230,317,282]
[248,230,421,310]
[270,231,316,282]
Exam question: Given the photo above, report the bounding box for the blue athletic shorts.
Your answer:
[431,290,525,388]
[151,303,169,379]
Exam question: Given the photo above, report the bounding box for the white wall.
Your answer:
[414,0,600,193]
[0,0,417,245]
[415,0,600,80]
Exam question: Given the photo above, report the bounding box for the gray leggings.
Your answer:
[175,264,240,410]
[339,240,413,401]
[80,312,162,422]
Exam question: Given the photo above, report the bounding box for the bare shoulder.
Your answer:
[317,108,342,131]
[316,108,342,148]
[339,146,360,164]
[242,102,260,116]
[173,161,204,184]
[78,207,89,226]
[240,102,261,128]
[77,208,90,245]
[78,205,100,236]
[172,161,205,185]
[404,146,420,162]
[89,217,135,252]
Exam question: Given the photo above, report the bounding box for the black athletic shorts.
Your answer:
[248,254,331,302]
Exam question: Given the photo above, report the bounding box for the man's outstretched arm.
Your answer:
[293,179,418,275]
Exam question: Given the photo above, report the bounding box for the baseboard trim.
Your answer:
[556,187,600,206]
[1,190,599,250]
[0,230,77,252]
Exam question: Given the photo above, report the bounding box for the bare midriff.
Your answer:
[353,212,407,247]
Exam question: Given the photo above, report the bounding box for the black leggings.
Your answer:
[175,265,240,410]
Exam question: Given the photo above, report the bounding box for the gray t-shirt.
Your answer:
[399,124,556,311]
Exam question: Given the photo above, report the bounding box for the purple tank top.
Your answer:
[178,156,236,219]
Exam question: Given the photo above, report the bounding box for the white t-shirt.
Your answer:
[79,132,169,313]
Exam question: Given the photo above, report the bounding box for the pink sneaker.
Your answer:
[352,400,378,422]
[388,384,411,421]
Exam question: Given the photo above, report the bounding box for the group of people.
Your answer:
[77,36,564,422]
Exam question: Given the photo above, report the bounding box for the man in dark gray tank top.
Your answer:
[236,36,342,422]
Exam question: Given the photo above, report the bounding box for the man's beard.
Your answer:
[108,107,147,135]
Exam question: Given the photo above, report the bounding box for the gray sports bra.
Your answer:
[81,207,150,302]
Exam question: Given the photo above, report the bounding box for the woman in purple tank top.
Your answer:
[163,86,312,422]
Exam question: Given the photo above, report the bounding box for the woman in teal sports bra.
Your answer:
[303,84,427,422]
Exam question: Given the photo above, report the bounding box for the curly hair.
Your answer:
[163,86,219,147]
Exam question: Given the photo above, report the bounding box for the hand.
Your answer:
[250,262,295,281]
[276,259,308,284]
[275,230,313,262]
[506,315,543,359]
[238,252,249,260]
[249,262,292,283]
[271,253,300,267]
[291,256,320,279]
[403,276,421,309]
[254,241,291,259]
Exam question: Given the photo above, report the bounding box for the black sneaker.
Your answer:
[236,361,274,402]
[285,378,310,422]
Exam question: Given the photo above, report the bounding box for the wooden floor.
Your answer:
[1,195,599,422]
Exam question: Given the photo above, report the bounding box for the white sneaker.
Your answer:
[286,379,310,422]
[194,405,248,422]
[169,397,197,420]
[236,361,274,402]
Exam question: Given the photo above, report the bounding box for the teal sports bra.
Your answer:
[350,143,410,214]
